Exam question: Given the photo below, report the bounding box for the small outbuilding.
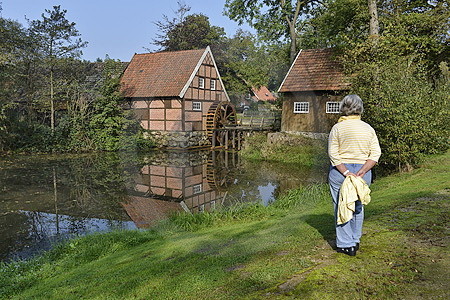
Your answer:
[251,86,277,103]
[120,46,236,148]
[278,48,350,134]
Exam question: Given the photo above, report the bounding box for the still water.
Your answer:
[0,150,326,261]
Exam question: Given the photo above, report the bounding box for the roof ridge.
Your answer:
[134,48,207,56]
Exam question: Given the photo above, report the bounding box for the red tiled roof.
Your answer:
[278,48,350,92]
[120,48,207,98]
[251,86,277,101]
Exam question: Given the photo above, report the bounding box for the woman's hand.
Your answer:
[335,164,357,177]
[356,159,377,177]
[355,170,366,177]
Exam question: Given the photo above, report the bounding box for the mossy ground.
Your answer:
[1,145,448,299]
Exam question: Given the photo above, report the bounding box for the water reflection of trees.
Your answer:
[55,153,139,220]
[0,153,140,260]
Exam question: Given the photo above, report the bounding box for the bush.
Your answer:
[351,57,449,172]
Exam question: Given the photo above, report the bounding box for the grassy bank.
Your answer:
[1,149,448,299]
[239,132,328,168]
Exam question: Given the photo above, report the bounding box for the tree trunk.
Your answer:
[290,27,297,63]
[50,68,55,131]
[368,0,379,38]
[285,0,302,63]
[53,167,59,234]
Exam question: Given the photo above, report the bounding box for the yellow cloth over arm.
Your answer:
[337,175,371,225]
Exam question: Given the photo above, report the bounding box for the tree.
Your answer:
[302,0,449,67]
[341,0,450,171]
[224,0,320,63]
[212,30,289,102]
[151,2,225,51]
[297,0,449,171]
[297,0,371,49]
[0,17,38,151]
[29,5,87,131]
[88,59,152,152]
[368,0,379,38]
[350,57,449,172]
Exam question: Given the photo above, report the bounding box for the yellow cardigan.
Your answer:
[337,175,371,225]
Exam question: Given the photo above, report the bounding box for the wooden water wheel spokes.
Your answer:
[206,101,237,146]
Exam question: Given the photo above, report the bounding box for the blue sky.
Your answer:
[2,0,253,61]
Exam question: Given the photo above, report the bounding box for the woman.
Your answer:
[328,94,381,256]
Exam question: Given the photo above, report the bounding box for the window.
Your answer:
[192,102,202,111]
[210,79,216,90]
[193,184,202,194]
[198,77,205,89]
[293,102,309,113]
[326,102,340,113]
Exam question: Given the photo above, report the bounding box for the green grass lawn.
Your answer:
[1,151,448,300]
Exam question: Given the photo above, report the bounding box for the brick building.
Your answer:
[278,48,351,134]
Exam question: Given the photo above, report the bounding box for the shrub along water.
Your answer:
[0,59,154,154]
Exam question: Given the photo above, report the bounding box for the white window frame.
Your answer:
[326,101,340,114]
[293,102,309,113]
[193,184,202,194]
[210,79,216,90]
[198,77,205,89]
[192,101,202,111]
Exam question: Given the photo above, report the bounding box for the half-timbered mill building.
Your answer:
[120,46,235,148]
[278,48,350,135]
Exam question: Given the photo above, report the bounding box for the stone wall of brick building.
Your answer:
[145,130,210,148]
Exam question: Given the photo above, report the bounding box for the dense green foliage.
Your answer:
[352,57,449,171]
[342,0,450,171]
[151,1,225,52]
[224,0,320,62]
[87,60,154,152]
[0,6,153,153]
[296,0,450,171]
[212,30,290,103]
[152,2,286,105]
[153,13,225,52]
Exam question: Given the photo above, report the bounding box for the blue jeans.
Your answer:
[328,164,372,248]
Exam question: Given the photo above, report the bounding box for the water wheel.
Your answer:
[206,101,237,146]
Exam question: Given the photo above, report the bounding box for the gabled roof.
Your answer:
[120,47,209,98]
[251,86,277,101]
[278,48,350,92]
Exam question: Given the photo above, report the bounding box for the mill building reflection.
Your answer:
[122,151,238,228]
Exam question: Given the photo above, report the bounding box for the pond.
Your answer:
[0,150,327,261]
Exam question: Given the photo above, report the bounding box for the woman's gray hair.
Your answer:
[340,94,364,116]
